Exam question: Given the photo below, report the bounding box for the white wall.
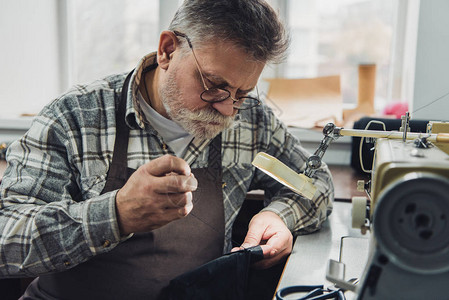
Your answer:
[411,0,449,121]
[0,0,62,118]
[158,0,182,34]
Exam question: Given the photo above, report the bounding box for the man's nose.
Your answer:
[211,97,235,116]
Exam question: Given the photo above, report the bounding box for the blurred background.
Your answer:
[1,0,447,122]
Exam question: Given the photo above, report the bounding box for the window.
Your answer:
[0,0,416,120]
[0,0,61,118]
[0,0,160,119]
[72,0,159,84]
[280,0,406,111]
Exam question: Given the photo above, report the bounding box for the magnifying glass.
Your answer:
[252,152,317,200]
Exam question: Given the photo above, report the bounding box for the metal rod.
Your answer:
[338,128,449,143]
[401,112,410,142]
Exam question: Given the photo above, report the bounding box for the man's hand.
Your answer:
[115,155,197,235]
[232,211,293,269]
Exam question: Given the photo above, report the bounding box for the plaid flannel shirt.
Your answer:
[0,52,334,277]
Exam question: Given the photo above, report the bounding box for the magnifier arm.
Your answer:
[304,123,342,177]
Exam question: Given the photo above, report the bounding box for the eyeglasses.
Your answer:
[173,31,261,110]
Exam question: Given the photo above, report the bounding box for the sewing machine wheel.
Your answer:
[373,172,449,274]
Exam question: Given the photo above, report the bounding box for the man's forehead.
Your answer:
[193,45,265,89]
[202,72,258,93]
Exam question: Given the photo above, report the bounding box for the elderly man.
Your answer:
[0,0,334,299]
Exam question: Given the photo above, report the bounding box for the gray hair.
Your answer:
[168,0,289,63]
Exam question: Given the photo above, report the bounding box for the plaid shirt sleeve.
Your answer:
[0,85,124,277]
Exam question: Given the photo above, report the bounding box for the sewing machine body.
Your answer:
[356,138,449,299]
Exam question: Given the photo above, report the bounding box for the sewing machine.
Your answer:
[324,119,449,299]
[349,137,449,299]
[253,116,449,299]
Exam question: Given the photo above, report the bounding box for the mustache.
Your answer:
[188,106,234,123]
[168,101,236,125]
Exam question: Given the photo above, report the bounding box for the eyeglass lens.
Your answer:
[201,88,230,102]
[201,88,259,110]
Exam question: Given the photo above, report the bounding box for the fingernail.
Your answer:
[241,243,252,249]
[186,177,198,190]
[178,203,193,216]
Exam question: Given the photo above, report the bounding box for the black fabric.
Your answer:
[159,246,264,300]
[246,260,286,300]
[0,278,21,300]
[350,117,429,174]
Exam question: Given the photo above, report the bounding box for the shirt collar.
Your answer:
[125,52,158,130]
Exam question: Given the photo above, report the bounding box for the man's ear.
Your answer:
[157,31,178,70]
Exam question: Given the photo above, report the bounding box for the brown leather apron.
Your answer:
[25,72,225,300]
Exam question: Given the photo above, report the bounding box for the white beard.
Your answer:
[159,71,237,140]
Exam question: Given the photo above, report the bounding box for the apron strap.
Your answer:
[207,133,222,173]
[101,71,133,193]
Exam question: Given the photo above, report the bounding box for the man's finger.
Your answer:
[265,233,285,255]
[259,244,275,257]
[240,223,266,249]
[145,155,191,177]
[252,244,291,269]
[152,175,198,193]
[154,206,193,225]
[167,191,193,208]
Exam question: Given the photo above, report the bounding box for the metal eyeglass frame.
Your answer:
[173,30,261,110]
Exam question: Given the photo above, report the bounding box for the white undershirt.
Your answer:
[138,91,194,157]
